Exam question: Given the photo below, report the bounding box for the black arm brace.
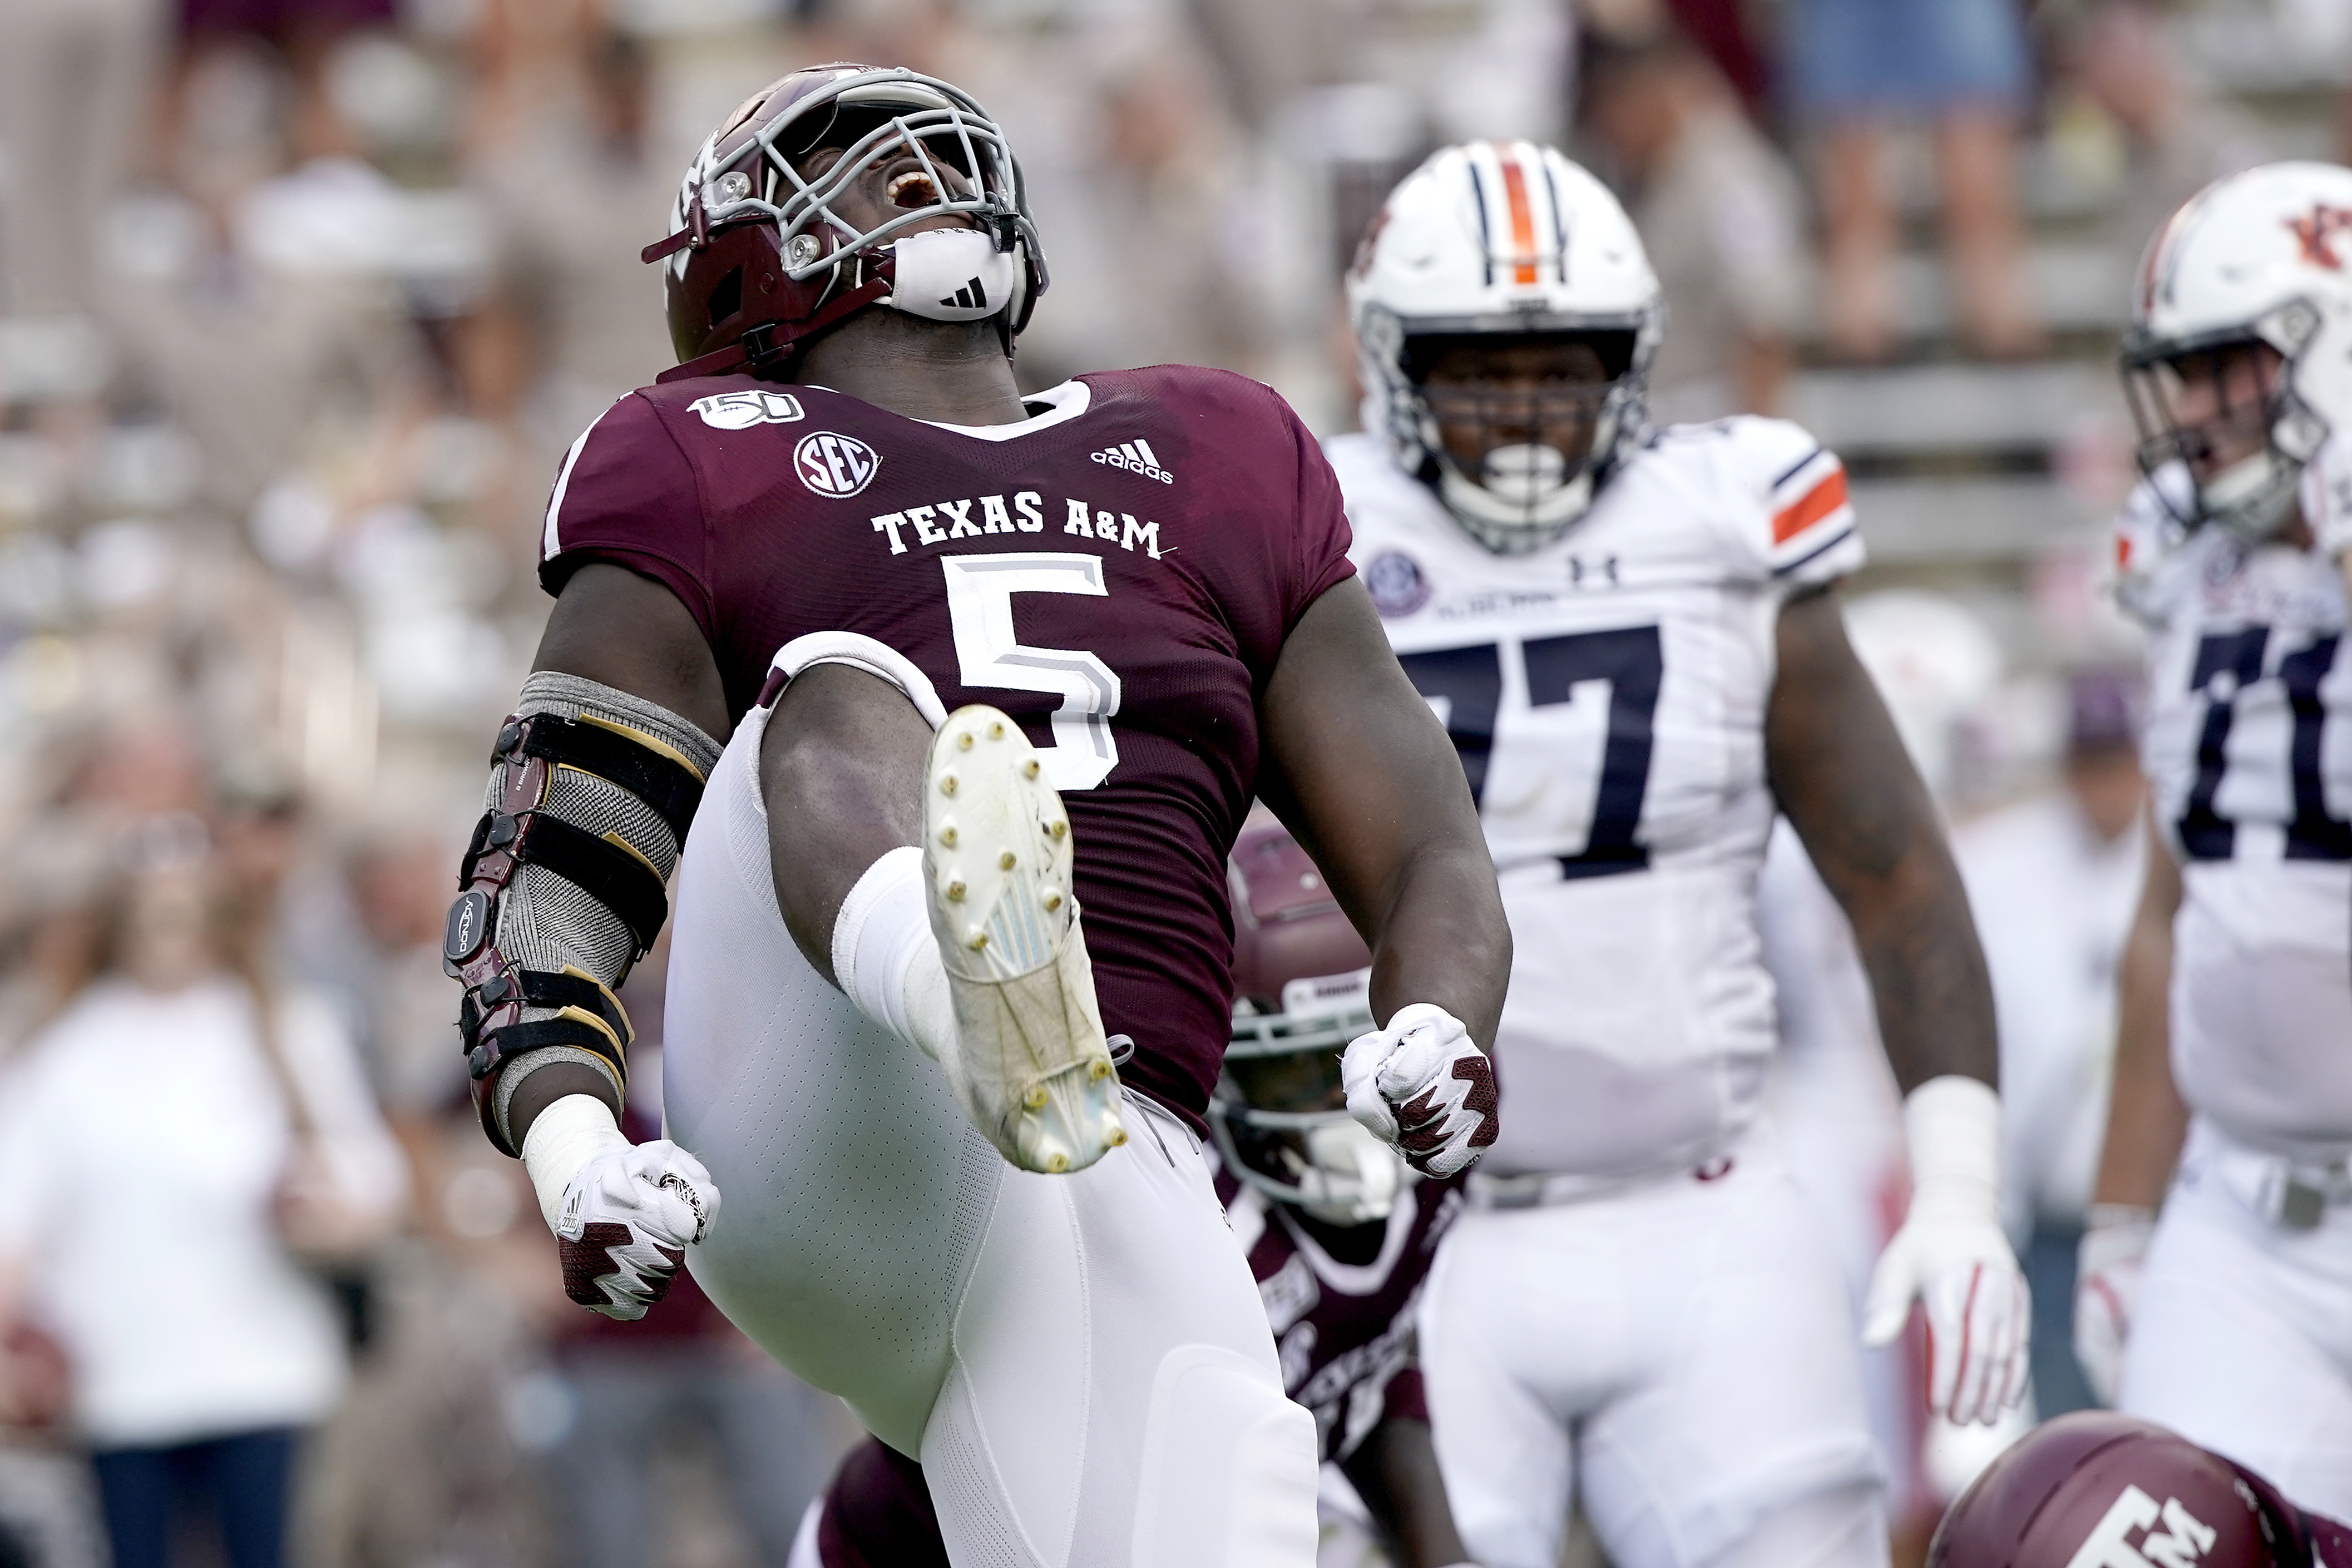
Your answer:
[444,711,708,1154]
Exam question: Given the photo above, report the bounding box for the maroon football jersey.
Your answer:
[541,368,1356,1125]
[1215,1159,1462,1463]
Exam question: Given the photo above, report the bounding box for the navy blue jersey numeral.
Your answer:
[1396,626,1664,880]
[1524,626,1663,878]
[1396,644,1504,808]
[2177,627,2350,862]
[2282,634,2352,860]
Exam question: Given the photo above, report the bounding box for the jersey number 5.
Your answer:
[941,554,1122,792]
[1399,625,1663,879]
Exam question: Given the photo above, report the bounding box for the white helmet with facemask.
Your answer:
[1347,141,1664,553]
[1214,817,1402,1227]
[2123,160,2352,541]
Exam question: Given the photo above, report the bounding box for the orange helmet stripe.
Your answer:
[1495,144,1540,285]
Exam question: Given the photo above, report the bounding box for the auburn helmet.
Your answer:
[2123,161,2352,540]
[1928,1413,2339,1568]
[1216,813,1401,1225]
[1347,141,1663,554]
[642,64,1047,381]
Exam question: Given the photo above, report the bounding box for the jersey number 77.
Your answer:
[1397,626,1663,879]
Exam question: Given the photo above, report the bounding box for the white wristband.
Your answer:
[832,845,954,1061]
[521,1094,629,1232]
[1902,1075,2002,1223]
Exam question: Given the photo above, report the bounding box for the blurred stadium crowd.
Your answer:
[0,0,2344,1564]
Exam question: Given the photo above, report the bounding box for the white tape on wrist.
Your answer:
[1902,1075,2003,1223]
[521,1093,629,1233]
[831,845,955,1061]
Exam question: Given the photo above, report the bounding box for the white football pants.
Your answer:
[2121,1120,2352,1516]
[1419,1140,1886,1568]
[663,700,1320,1568]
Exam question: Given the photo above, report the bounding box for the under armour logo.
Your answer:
[941,276,990,310]
[2286,203,2352,270]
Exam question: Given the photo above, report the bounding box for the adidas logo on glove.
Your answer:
[1092,438,1174,484]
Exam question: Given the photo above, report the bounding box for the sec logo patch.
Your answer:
[1363,550,1432,617]
[795,431,881,497]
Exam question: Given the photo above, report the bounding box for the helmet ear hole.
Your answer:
[707,266,743,329]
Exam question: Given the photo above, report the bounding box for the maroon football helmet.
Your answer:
[641,64,1047,381]
[1215,813,1399,1223]
[1929,1413,2320,1568]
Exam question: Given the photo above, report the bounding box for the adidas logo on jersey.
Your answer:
[1091,438,1174,484]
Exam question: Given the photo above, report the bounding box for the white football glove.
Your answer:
[1342,1003,1499,1179]
[1861,1076,2030,1427]
[522,1096,720,1322]
[2073,1203,2155,1407]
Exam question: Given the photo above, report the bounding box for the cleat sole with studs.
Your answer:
[921,705,1125,1174]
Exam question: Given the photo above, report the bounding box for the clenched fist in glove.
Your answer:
[2072,1203,2155,1407]
[1862,1076,2030,1426]
[522,1096,721,1321]
[1342,1003,1499,1179]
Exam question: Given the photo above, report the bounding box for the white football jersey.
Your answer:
[1329,418,1862,1178]
[2114,457,2352,1161]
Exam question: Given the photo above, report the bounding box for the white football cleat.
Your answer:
[923,705,1126,1174]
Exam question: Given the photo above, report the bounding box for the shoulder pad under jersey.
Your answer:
[2111,471,2196,629]
[1638,416,1861,588]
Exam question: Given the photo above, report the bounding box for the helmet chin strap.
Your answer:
[883,226,1021,324]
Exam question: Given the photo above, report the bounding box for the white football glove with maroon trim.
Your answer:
[553,1141,718,1320]
[1341,1003,1499,1179]
[524,1096,720,1322]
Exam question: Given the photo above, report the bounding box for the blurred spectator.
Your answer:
[0,837,405,1568]
[2058,0,2270,263]
[1953,670,2147,1418]
[106,36,434,553]
[1783,0,2041,360]
[1659,0,1772,116]
[165,0,392,170]
[1582,28,1810,419]
[1011,31,1264,388]
[465,26,675,471]
[537,947,843,1568]
[0,825,108,1065]
[0,0,164,324]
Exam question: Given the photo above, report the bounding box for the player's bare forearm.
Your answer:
[1257,578,1511,1048]
[1339,1417,1471,1568]
[2094,819,2190,1209]
[533,562,733,741]
[1767,586,1998,1091]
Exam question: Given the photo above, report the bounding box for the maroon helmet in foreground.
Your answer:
[641,63,1047,380]
[1930,1413,2349,1568]
[1215,812,1400,1224]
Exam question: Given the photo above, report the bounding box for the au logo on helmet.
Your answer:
[794,431,881,497]
[2286,202,2352,270]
